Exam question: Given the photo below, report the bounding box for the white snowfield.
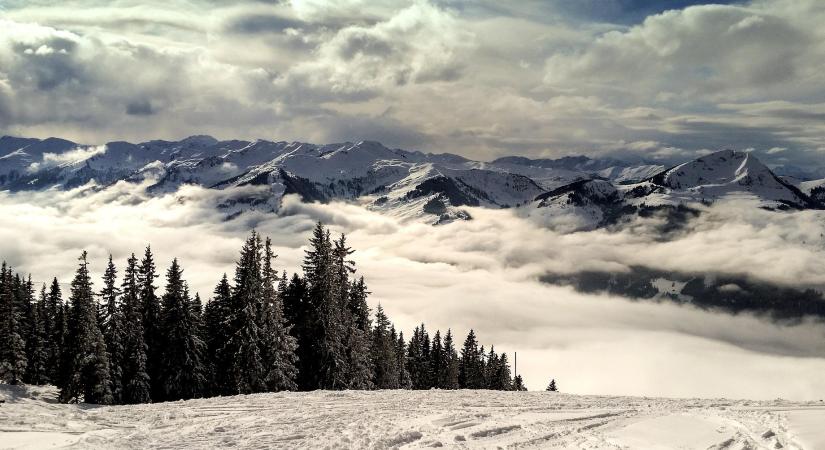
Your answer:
[2,385,825,449]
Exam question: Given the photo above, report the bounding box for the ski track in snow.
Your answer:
[3,385,825,449]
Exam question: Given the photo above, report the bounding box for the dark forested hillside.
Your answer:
[0,224,527,404]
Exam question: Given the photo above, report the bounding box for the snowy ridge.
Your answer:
[530,149,822,230]
[0,137,820,226]
[2,384,825,449]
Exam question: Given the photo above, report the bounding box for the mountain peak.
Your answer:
[179,135,218,146]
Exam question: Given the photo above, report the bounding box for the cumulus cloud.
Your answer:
[1,182,825,398]
[0,0,823,167]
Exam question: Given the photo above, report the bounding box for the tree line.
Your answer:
[0,223,528,404]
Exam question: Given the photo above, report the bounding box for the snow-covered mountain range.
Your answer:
[1,135,821,227]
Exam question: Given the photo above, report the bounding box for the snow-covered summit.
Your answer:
[649,149,813,208]
[0,136,819,226]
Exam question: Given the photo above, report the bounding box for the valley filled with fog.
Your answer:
[3,178,825,399]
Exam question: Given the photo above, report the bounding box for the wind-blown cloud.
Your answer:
[1,181,824,398]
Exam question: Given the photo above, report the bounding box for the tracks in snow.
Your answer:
[3,386,825,449]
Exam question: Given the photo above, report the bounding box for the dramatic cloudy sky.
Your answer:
[2,0,825,166]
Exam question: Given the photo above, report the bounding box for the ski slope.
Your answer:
[2,385,824,449]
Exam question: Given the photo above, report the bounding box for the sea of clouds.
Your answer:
[2,181,825,398]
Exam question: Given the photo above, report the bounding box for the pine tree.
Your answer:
[513,374,527,391]
[120,254,151,404]
[546,379,557,392]
[191,293,204,333]
[283,272,312,390]
[396,329,411,389]
[225,232,266,394]
[442,329,459,389]
[473,345,483,388]
[430,330,445,389]
[344,276,372,389]
[302,223,347,389]
[61,251,112,404]
[406,324,433,389]
[484,346,498,389]
[371,304,398,389]
[459,329,483,389]
[46,278,66,386]
[100,255,125,403]
[204,273,232,395]
[493,353,513,391]
[0,263,28,385]
[261,238,298,392]
[24,285,49,384]
[138,245,162,400]
[159,259,206,400]
[20,275,37,384]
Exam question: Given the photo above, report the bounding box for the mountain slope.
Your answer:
[0,137,818,226]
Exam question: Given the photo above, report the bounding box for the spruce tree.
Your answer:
[225,232,266,394]
[408,325,433,389]
[138,245,162,400]
[430,330,445,389]
[396,329,412,389]
[20,275,36,384]
[484,346,497,389]
[204,273,232,395]
[371,304,398,389]
[101,255,125,403]
[459,329,483,389]
[61,251,112,404]
[159,259,206,400]
[513,374,527,391]
[283,272,312,390]
[46,278,66,386]
[120,253,151,404]
[24,285,49,385]
[442,329,459,389]
[344,276,372,389]
[191,293,204,333]
[493,353,513,391]
[546,379,557,392]
[261,238,298,392]
[0,263,28,385]
[302,223,347,389]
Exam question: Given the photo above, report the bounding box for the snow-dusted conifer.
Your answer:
[101,255,125,403]
[204,273,231,395]
[225,232,266,394]
[371,304,398,389]
[345,276,373,389]
[261,238,298,391]
[396,329,412,389]
[0,264,27,384]
[442,329,460,389]
[46,278,66,385]
[61,251,112,404]
[138,245,162,400]
[24,285,50,385]
[302,223,347,389]
[159,259,206,400]
[459,329,484,389]
[120,253,151,404]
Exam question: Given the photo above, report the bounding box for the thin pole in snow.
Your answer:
[514,351,517,377]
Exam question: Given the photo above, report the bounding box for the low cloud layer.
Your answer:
[1,182,824,398]
[1,0,825,167]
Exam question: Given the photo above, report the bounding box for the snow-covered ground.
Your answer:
[2,385,824,449]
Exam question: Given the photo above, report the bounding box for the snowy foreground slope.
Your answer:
[2,385,825,449]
